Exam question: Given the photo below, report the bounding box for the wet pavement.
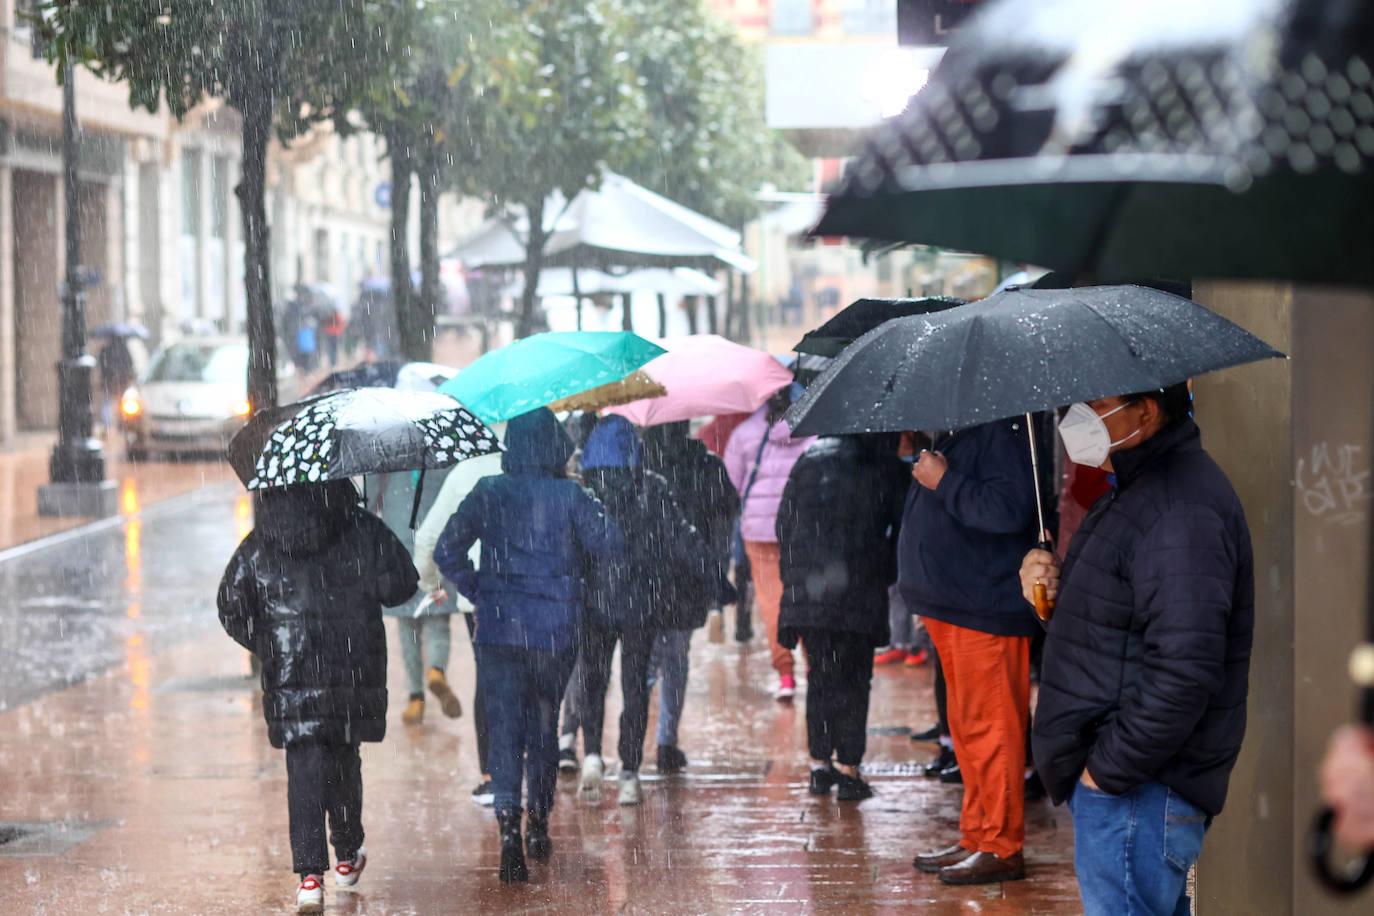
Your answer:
[0,481,1081,914]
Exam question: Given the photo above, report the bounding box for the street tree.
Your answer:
[35,0,414,410]
[455,0,649,338]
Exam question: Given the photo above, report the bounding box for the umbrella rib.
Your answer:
[1074,297,1164,391]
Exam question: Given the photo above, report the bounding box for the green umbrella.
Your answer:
[437,331,666,424]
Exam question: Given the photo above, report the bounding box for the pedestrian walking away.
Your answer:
[368,469,464,728]
[576,416,734,804]
[903,418,1043,886]
[413,429,507,803]
[434,408,624,883]
[1021,384,1254,915]
[642,420,740,769]
[216,480,418,913]
[776,433,909,802]
[725,389,816,700]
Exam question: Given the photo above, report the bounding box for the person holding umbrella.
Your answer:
[216,480,418,914]
[433,408,624,883]
[1020,383,1254,915]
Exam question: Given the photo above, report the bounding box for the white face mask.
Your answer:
[1058,401,1140,467]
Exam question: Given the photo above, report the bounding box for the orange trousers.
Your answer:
[923,616,1030,859]
[744,540,796,678]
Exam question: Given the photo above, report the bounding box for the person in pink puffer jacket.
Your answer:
[724,389,816,700]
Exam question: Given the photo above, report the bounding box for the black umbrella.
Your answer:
[795,296,966,358]
[228,388,500,497]
[91,321,150,340]
[310,360,406,394]
[814,0,1374,285]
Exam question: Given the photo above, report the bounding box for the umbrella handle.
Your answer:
[1032,538,1055,624]
[1309,807,1374,894]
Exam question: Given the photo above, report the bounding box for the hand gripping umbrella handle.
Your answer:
[1032,538,1055,624]
[1024,414,1055,624]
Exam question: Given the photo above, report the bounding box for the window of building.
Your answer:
[210,156,228,239]
[180,149,201,238]
[842,0,896,35]
[770,0,813,36]
[315,228,330,282]
[13,0,45,59]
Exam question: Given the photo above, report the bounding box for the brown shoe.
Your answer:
[427,668,463,719]
[938,850,1025,886]
[913,843,974,873]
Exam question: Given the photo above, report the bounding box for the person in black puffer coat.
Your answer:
[641,421,740,773]
[1020,383,1253,916]
[217,479,418,908]
[776,434,909,802]
[576,416,734,805]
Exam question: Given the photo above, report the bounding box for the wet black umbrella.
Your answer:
[228,388,500,493]
[795,297,966,359]
[310,360,406,394]
[814,0,1374,285]
[785,285,1284,437]
[91,321,149,340]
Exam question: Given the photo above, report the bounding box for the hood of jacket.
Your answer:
[502,407,573,475]
[581,415,642,470]
[641,421,695,469]
[254,480,358,556]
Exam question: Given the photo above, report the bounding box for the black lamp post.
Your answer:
[38,63,114,516]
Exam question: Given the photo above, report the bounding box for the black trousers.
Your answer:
[286,742,363,877]
[800,628,874,767]
[933,649,950,737]
[578,624,656,772]
[462,613,491,774]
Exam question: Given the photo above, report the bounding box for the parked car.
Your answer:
[120,337,297,460]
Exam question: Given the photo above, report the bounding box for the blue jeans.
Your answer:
[474,643,575,813]
[651,629,692,747]
[1068,780,1210,916]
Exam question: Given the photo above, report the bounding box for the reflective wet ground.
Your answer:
[0,482,1081,913]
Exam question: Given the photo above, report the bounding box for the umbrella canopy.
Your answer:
[546,370,667,413]
[814,0,1374,285]
[784,285,1285,437]
[91,321,150,340]
[311,361,407,394]
[449,171,756,272]
[228,388,500,490]
[502,266,725,299]
[436,331,665,424]
[605,335,795,427]
[795,297,966,359]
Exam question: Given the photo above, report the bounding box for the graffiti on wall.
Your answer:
[1296,441,1371,525]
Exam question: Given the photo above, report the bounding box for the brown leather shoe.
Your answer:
[938,850,1026,885]
[913,843,974,873]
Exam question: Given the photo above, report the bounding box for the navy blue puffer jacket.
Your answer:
[433,408,624,651]
[1032,419,1254,816]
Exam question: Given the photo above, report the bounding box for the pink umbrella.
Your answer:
[606,335,794,426]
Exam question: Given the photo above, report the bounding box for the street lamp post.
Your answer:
[37,63,115,518]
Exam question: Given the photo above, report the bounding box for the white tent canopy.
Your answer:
[502,266,725,300]
[449,170,757,273]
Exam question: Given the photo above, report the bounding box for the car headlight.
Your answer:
[232,399,252,417]
[121,395,143,418]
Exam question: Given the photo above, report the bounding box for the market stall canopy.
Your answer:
[502,266,725,299]
[449,171,756,273]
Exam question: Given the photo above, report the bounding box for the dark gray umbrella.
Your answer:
[228,388,500,491]
[814,0,1374,285]
[784,285,1285,437]
[794,296,965,358]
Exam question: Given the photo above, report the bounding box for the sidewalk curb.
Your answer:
[0,480,240,565]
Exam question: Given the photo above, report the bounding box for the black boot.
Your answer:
[525,809,552,861]
[496,808,528,883]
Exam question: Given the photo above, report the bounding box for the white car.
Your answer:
[120,337,297,460]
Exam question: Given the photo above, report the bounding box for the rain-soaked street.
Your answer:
[0,482,1079,914]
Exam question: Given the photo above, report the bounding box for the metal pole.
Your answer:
[49,62,103,485]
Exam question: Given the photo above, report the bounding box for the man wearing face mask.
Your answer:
[1019,382,1254,916]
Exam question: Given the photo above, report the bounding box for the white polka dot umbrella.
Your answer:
[228,388,501,490]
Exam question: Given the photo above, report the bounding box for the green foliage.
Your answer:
[33,0,412,141]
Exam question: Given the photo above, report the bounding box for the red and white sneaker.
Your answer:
[335,847,366,888]
[296,874,324,914]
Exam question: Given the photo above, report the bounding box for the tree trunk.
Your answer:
[706,292,719,335]
[620,292,634,332]
[387,125,415,361]
[684,295,700,335]
[656,293,667,338]
[517,196,547,339]
[410,144,442,362]
[235,81,277,412]
[572,266,583,331]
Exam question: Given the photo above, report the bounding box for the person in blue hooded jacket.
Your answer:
[574,415,735,807]
[433,407,623,883]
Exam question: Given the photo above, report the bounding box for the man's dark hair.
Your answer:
[1124,381,1193,423]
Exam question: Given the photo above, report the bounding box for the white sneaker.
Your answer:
[334,846,366,888]
[618,771,643,806]
[296,875,324,914]
[580,753,604,793]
